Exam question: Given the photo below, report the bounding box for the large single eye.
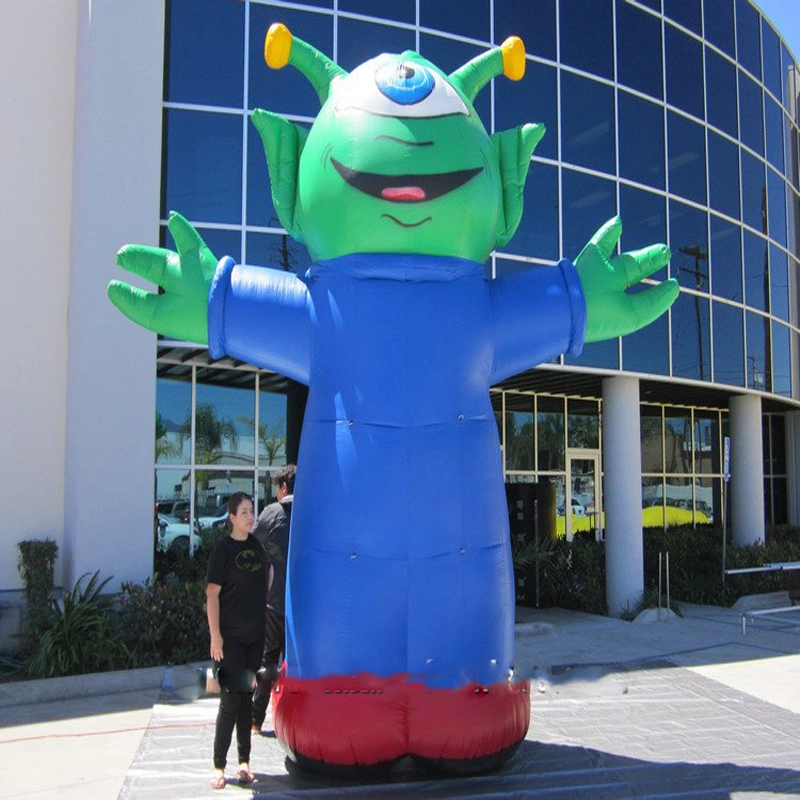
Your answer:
[334,56,469,118]
[375,61,435,105]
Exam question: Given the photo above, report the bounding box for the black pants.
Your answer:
[213,637,263,770]
[251,607,285,729]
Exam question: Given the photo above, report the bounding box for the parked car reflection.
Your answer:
[156,514,201,552]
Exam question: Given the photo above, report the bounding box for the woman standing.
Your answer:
[206,492,268,789]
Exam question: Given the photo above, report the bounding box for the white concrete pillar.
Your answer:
[784,411,800,527]
[602,376,643,617]
[729,394,765,546]
[63,1,165,591]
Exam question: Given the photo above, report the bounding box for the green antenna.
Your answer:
[450,36,526,103]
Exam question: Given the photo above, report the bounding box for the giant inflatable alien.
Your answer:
[110,25,678,775]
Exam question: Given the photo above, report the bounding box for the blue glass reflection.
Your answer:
[710,215,743,302]
[743,230,768,311]
[705,48,737,137]
[420,0,489,40]
[668,112,707,205]
[771,322,791,397]
[249,6,333,117]
[712,301,744,386]
[495,61,557,161]
[247,122,278,228]
[566,338,619,370]
[561,72,615,175]
[740,149,767,233]
[669,200,708,286]
[166,0,244,107]
[764,97,785,172]
[560,0,614,80]
[619,185,667,273]
[246,232,311,276]
[162,224,241,264]
[671,291,711,380]
[615,0,663,100]
[561,170,617,259]
[761,18,782,103]
[664,0,701,35]
[767,171,787,244]
[622,310,669,375]
[665,25,704,119]
[708,131,740,219]
[735,0,762,81]
[162,109,243,224]
[618,92,665,189]
[338,19,416,73]
[738,71,764,156]
[338,0,415,24]
[704,0,735,57]
[745,310,770,390]
[501,162,559,261]
[495,0,556,61]
[769,245,789,320]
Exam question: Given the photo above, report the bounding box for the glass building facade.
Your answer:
[156,0,799,539]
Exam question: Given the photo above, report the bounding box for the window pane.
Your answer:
[162,225,241,265]
[765,96,785,172]
[771,477,788,524]
[665,25,704,119]
[420,0,489,39]
[537,397,565,472]
[258,388,288,466]
[708,130,740,219]
[495,0,556,61]
[767,172,787,245]
[667,112,707,204]
[669,200,708,288]
[337,18,416,72]
[562,170,617,260]
[695,476,719,525]
[249,6,333,117]
[156,376,192,464]
[745,311,770,390]
[769,244,789,320]
[560,0,613,79]
[770,414,787,473]
[618,92,665,189]
[743,231,768,311]
[664,0,701,34]
[561,73,615,175]
[771,321,792,398]
[616,0,663,99]
[761,17,782,102]
[505,394,534,471]
[641,407,663,473]
[247,123,278,228]
[671,292,711,380]
[246,232,312,276]
[501,162,559,261]
[664,409,692,472]
[195,375,256,465]
[196,471,254,518]
[705,47,737,137]
[704,0,735,57]
[740,149,766,233]
[165,0,244,107]
[339,0,415,24]
[694,411,720,474]
[642,476,665,528]
[496,61,557,161]
[622,299,670,375]
[567,399,599,449]
[712,301,744,386]
[738,71,764,156]
[162,110,243,224]
[619,185,667,261]
[735,0,762,82]
[709,215,742,302]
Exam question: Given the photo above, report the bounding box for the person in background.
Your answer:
[251,464,295,734]
[206,492,269,790]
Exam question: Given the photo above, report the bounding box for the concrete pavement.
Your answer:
[1,598,799,797]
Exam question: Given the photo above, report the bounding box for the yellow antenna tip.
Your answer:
[265,23,292,69]
[501,36,526,81]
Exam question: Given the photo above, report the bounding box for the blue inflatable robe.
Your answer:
[109,24,677,775]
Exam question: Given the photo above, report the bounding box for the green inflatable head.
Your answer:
[253,24,545,263]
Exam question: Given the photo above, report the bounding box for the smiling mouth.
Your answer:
[330,157,482,203]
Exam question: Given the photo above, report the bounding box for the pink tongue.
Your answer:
[382,186,426,201]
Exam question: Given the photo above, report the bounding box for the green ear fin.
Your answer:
[491,123,546,248]
[252,109,309,241]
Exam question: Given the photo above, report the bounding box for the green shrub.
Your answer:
[17,539,58,646]
[118,577,208,667]
[538,538,607,615]
[26,571,127,678]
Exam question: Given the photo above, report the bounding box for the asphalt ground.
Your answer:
[1,596,800,798]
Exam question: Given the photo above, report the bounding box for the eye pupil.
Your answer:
[375,60,435,105]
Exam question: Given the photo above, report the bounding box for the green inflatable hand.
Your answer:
[575,216,679,344]
[108,212,216,344]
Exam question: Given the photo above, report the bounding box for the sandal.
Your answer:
[210,772,226,790]
[237,765,255,785]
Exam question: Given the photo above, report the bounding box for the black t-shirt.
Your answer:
[206,534,269,643]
